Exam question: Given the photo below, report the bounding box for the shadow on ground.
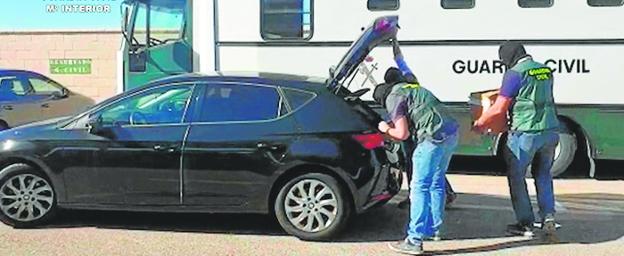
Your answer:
[448,156,624,180]
[35,190,624,255]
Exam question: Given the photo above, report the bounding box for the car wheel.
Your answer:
[0,163,57,228]
[0,121,9,131]
[274,173,352,241]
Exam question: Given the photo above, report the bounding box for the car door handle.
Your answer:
[257,142,283,151]
[41,103,50,108]
[153,144,179,153]
[2,105,13,111]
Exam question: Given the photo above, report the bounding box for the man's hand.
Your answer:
[378,121,391,134]
[472,120,487,134]
[472,95,513,134]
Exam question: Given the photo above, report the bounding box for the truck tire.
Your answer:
[549,121,577,177]
[274,173,352,241]
[524,121,577,178]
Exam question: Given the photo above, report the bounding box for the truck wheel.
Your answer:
[0,164,57,228]
[549,122,577,177]
[274,173,352,241]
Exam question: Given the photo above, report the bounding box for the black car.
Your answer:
[0,16,402,240]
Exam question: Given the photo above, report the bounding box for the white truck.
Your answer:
[119,0,624,177]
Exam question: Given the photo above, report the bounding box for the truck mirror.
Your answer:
[129,50,147,73]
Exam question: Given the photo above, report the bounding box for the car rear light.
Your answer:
[352,133,385,150]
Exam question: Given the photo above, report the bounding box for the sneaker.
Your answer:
[542,216,557,236]
[425,231,442,241]
[533,221,562,229]
[397,198,410,209]
[506,223,535,238]
[388,239,424,255]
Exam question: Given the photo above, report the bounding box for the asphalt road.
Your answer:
[1,170,623,256]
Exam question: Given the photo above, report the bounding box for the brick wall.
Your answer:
[0,31,121,102]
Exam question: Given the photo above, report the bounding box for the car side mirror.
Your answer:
[51,89,68,100]
[329,66,337,78]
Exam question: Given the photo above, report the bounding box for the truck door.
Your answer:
[123,0,192,91]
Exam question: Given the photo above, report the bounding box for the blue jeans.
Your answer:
[407,133,458,244]
[504,131,559,225]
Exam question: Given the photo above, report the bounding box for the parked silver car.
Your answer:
[0,70,94,130]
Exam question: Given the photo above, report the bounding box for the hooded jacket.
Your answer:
[499,41,530,68]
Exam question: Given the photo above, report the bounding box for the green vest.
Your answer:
[389,83,457,142]
[510,59,559,132]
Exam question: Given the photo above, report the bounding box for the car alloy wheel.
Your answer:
[284,179,338,233]
[275,173,352,240]
[0,174,54,222]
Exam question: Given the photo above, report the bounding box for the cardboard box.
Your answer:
[469,89,508,134]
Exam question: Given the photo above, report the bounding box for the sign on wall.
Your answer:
[49,59,92,75]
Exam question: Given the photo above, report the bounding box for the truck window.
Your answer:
[133,2,186,48]
[588,0,623,6]
[518,0,553,8]
[368,0,400,11]
[441,0,475,9]
[261,0,313,40]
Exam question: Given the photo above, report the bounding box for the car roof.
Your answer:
[147,72,329,92]
[0,69,47,78]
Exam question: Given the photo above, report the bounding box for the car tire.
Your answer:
[0,163,57,228]
[274,173,352,241]
[0,121,9,131]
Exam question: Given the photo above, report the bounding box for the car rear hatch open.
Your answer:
[327,16,404,176]
[327,16,399,91]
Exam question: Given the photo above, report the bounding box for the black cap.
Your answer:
[384,67,404,85]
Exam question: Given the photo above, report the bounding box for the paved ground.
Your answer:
[1,173,623,256]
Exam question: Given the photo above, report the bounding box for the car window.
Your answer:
[28,78,62,95]
[99,85,193,126]
[282,88,315,111]
[0,77,28,96]
[196,83,280,122]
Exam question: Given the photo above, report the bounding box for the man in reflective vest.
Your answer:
[381,40,459,255]
[474,41,559,238]
[373,71,458,211]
